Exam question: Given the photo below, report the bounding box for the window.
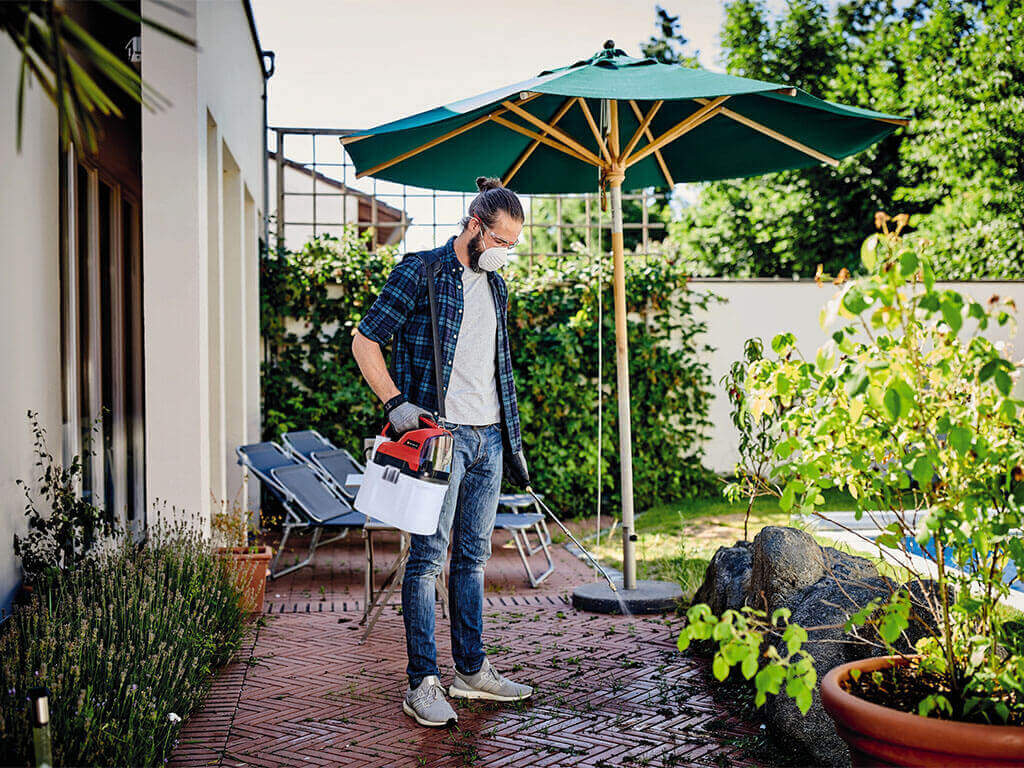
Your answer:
[60,148,146,532]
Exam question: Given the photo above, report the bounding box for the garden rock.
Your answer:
[749,526,824,611]
[692,527,949,767]
[692,540,751,614]
[823,546,879,584]
[766,574,893,767]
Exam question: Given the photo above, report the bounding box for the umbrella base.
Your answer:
[572,579,683,615]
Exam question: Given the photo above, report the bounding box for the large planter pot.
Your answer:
[217,545,272,614]
[822,655,1024,767]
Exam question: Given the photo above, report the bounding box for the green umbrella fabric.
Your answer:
[343,43,907,193]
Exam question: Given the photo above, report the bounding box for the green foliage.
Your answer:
[721,338,783,539]
[734,216,1024,723]
[261,229,401,452]
[13,411,112,584]
[678,603,817,714]
[0,521,248,766]
[640,5,702,67]
[1,1,194,153]
[666,0,1024,279]
[261,228,720,518]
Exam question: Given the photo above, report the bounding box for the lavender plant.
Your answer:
[0,518,248,765]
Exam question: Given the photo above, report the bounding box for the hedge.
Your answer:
[261,228,718,518]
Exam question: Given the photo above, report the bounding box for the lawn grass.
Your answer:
[587,488,865,600]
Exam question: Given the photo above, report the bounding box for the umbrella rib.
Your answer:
[576,97,611,164]
[627,100,673,187]
[351,93,542,178]
[619,100,663,162]
[608,100,620,158]
[490,115,600,167]
[624,96,729,168]
[500,99,603,167]
[694,97,839,167]
[502,95,578,186]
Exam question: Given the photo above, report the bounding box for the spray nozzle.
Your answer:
[526,488,618,593]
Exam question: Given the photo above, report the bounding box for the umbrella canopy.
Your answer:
[343,42,907,193]
[343,41,908,596]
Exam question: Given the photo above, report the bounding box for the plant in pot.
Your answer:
[679,214,1024,766]
[211,494,272,614]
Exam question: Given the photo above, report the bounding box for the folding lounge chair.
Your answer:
[236,442,370,579]
[499,492,553,554]
[495,510,555,587]
[282,429,365,501]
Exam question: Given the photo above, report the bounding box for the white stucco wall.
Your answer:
[687,279,1024,474]
[0,37,62,609]
[141,0,264,529]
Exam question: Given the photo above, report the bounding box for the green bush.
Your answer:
[261,228,719,517]
[0,522,248,766]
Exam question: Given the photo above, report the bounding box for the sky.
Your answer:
[249,0,789,250]
[249,0,783,130]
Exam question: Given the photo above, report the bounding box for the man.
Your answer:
[352,176,533,727]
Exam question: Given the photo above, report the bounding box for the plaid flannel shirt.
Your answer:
[357,236,523,454]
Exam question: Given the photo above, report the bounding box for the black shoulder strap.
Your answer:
[418,253,446,418]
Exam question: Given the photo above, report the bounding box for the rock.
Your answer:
[823,546,880,584]
[692,540,751,614]
[749,526,825,612]
[690,527,943,767]
[764,562,939,767]
[766,575,895,767]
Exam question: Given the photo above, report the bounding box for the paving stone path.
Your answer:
[170,531,764,768]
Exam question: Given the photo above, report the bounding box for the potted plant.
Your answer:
[680,214,1024,766]
[212,497,272,614]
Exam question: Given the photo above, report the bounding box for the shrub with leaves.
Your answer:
[0,520,248,765]
[686,214,1024,725]
[261,229,720,517]
[721,338,782,540]
[679,604,817,715]
[13,411,112,584]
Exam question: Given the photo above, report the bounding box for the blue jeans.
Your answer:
[402,422,502,689]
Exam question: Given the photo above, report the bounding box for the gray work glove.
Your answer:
[505,449,531,489]
[388,401,432,434]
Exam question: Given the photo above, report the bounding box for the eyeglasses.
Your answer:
[473,217,520,249]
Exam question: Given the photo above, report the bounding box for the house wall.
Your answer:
[685,279,1024,474]
[0,37,62,609]
[141,0,264,531]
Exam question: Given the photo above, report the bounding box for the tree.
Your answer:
[640,5,701,67]
[667,0,1024,279]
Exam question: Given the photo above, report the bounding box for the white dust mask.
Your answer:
[477,244,509,272]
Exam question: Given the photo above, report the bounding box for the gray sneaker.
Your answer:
[403,675,458,727]
[449,657,533,702]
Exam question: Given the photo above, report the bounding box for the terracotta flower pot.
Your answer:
[216,545,272,614]
[821,655,1024,767]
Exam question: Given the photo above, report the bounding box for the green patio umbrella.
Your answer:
[343,41,908,597]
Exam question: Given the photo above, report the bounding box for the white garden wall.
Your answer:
[686,279,1024,474]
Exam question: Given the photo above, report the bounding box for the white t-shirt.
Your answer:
[443,267,501,425]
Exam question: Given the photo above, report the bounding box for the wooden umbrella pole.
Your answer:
[606,162,637,591]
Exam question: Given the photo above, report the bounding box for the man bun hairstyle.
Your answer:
[461,176,524,230]
[475,176,504,192]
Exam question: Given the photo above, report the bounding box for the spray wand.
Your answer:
[525,486,619,593]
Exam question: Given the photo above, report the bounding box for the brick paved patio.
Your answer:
[170,529,765,768]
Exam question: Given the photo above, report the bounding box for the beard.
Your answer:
[467,230,486,272]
